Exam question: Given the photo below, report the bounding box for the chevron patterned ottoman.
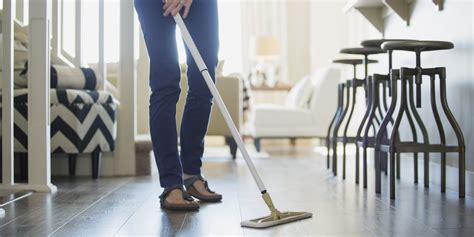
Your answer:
[0,88,117,179]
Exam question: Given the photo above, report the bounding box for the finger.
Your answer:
[183,6,190,18]
[163,0,177,11]
[163,0,172,10]
[183,1,192,18]
[171,4,183,16]
[164,1,179,16]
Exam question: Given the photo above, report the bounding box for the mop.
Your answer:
[173,14,312,229]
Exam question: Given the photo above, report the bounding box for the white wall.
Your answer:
[286,1,310,82]
[310,1,350,72]
[382,1,473,195]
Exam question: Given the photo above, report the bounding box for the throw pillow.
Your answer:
[285,75,313,108]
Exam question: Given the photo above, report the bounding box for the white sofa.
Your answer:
[247,67,340,151]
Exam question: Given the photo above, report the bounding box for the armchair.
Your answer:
[247,67,340,151]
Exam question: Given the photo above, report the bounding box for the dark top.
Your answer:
[332,59,378,65]
[381,40,454,52]
[339,47,386,55]
[361,39,417,48]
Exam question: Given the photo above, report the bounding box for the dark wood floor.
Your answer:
[0,144,473,237]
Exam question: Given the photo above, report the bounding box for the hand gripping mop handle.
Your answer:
[173,14,267,193]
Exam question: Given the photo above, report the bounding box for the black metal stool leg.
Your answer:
[390,151,396,199]
[355,148,360,184]
[389,70,408,199]
[363,148,368,188]
[327,106,339,169]
[375,149,381,194]
[332,84,347,176]
[375,70,399,194]
[327,84,344,170]
[438,68,466,198]
[342,83,358,183]
[362,78,380,188]
[341,81,352,180]
[356,77,374,188]
[403,103,418,182]
[429,75,447,192]
[407,76,431,188]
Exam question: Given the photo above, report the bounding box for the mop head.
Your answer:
[241,211,312,228]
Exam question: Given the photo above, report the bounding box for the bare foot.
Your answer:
[165,189,195,205]
[193,180,221,197]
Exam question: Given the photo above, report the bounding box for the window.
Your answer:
[61,0,76,59]
[176,0,243,75]
[82,0,120,63]
[58,0,243,72]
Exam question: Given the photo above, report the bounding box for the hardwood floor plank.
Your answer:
[0,177,131,236]
[0,145,471,236]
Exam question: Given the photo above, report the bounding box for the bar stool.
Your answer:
[326,59,376,176]
[356,39,419,188]
[375,40,466,199]
[333,47,385,178]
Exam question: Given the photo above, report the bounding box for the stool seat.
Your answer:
[332,59,377,65]
[382,40,454,52]
[361,39,417,48]
[340,47,386,55]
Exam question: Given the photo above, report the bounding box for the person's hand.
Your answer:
[163,0,193,19]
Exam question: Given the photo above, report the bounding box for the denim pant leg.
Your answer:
[135,0,183,188]
[179,0,219,175]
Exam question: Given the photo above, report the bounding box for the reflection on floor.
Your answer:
[0,144,473,236]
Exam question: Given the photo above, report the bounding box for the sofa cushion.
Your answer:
[248,104,318,137]
[251,104,314,126]
[3,88,115,105]
[285,75,313,108]
[14,64,101,90]
[309,67,340,111]
[0,34,29,71]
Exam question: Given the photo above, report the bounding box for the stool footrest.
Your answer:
[336,137,356,143]
[380,143,461,153]
[356,137,376,148]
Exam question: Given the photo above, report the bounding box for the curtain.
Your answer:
[240,0,288,81]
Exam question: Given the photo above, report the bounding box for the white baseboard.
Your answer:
[398,152,473,197]
[427,161,473,197]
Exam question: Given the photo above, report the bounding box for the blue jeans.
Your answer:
[134,0,219,188]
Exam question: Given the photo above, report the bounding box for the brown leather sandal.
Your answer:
[159,185,200,211]
[184,176,222,202]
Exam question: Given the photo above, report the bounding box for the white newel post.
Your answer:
[1,0,16,217]
[75,0,83,67]
[98,0,106,91]
[116,0,137,175]
[2,0,16,188]
[27,0,57,192]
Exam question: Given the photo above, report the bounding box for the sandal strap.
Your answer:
[182,190,194,201]
[159,185,194,204]
[184,175,216,194]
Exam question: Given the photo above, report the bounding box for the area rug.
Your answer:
[203,145,270,160]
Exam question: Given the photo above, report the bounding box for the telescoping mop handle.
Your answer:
[173,14,267,193]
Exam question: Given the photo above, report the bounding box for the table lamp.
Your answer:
[250,35,280,87]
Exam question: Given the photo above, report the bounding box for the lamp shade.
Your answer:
[251,35,280,60]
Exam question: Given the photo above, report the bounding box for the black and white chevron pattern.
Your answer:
[1,88,116,154]
[15,63,101,90]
